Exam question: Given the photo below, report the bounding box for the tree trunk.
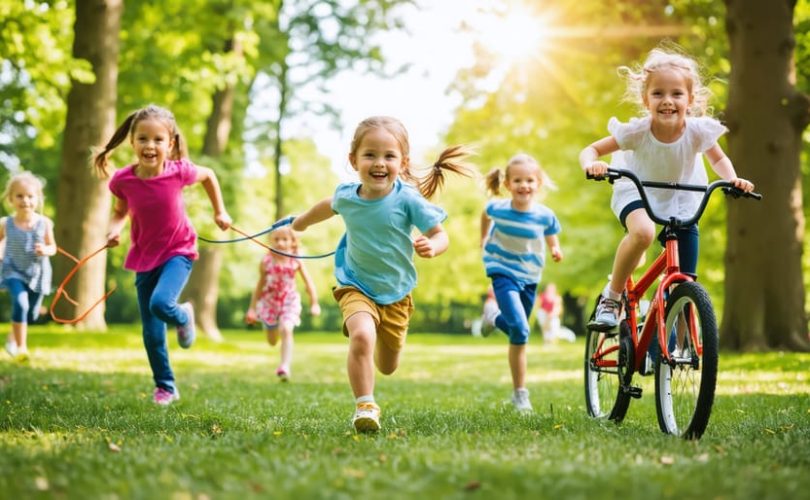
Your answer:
[182,40,238,341]
[53,0,123,331]
[272,60,289,220]
[721,0,810,351]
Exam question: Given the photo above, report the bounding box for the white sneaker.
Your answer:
[511,388,533,413]
[5,340,18,358]
[352,402,381,432]
[481,301,499,337]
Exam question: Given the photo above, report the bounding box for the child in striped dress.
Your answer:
[480,153,563,412]
[0,172,57,362]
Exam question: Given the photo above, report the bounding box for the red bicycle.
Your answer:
[584,168,760,439]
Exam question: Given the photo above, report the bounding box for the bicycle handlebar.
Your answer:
[586,168,762,228]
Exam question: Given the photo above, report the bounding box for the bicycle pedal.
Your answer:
[622,386,643,399]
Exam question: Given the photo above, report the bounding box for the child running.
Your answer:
[1,172,56,363]
[245,226,321,382]
[579,47,754,331]
[291,116,473,432]
[94,104,231,406]
[480,153,563,412]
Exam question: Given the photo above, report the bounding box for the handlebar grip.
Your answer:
[722,187,763,200]
[586,171,621,182]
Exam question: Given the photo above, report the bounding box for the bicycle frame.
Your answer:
[625,236,694,369]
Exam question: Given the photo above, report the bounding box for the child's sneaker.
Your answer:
[176,302,196,349]
[511,388,533,413]
[153,387,180,406]
[481,301,499,337]
[5,339,17,358]
[352,402,381,432]
[588,296,621,331]
[276,367,289,382]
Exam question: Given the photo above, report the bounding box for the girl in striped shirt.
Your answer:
[1,172,57,362]
[480,153,563,412]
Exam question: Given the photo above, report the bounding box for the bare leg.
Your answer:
[374,336,401,376]
[265,327,279,346]
[278,321,294,371]
[345,312,376,398]
[12,322,27,353]
[608,209,655,295]
[509,343,527,389]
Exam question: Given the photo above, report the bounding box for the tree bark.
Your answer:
[181,40,238,341]
[53,0,123,330]
[722,0,810,351]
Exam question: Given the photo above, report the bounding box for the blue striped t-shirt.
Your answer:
[482,199,560,286]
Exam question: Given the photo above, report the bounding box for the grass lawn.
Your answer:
[0,325,808,499]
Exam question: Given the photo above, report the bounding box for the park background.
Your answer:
[1,0,809,498]
[1,0,808,349]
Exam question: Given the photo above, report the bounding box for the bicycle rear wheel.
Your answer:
[654,281,718,439]
[584,302,632,421]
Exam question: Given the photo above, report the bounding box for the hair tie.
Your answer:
[433,163,442,173]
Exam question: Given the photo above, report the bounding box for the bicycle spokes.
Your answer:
[655,282,718,439]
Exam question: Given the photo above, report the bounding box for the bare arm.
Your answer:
[35,217,57,257]
[195,166,232,230]
[480,210,491,248]
[106,197,129,247]
[413,223,448,259]
[579,136,620,176]
[291,197,334,231]
[704,145,755,192]
[545,234,563,262]
[297,262,321,316]
[245,259,266,324]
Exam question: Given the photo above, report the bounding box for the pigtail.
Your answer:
[418,145,475,199]
[485,168,502,197]
[93,112,137,178]
[172,130,189,160]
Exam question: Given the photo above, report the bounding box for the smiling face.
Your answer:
[270,227,297,254]
[8,180,41,216]
[348,127,408,200]
[504,160,541,209]
[643,67,694,130]
[130,118,175,176]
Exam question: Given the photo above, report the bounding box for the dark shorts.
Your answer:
[619,201,699,278]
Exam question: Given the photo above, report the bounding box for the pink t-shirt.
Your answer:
[109,158,199,272]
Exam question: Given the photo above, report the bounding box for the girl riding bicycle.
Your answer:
[579,46,755,330]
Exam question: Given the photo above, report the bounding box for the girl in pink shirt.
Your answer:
[245,226,320,381]
[94,105,231,406]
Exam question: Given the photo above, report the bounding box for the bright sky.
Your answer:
[270,0,539,179]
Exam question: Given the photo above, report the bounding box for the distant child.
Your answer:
[291,116,473,432]
[245,226,321,381]
[480,153,563,412]
[94,104,232,406]
[536,283,574,343]
[579,47,754,330]
[0,172,57,362]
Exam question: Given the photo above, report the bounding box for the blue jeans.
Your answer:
[490,274,537,345]
[4,278,44,323]
[135,256,193,393]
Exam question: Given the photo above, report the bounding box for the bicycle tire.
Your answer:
[654,281,718,439]
[584,299,632,421]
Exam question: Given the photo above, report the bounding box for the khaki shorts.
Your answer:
[333,286,414,353]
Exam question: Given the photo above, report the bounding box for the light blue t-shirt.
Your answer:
[482,199,561,287]
[331,178,447,305]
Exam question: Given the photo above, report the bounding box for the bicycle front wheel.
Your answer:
[654,281,718,439]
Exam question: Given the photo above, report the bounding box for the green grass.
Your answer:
[1,326,808,499]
